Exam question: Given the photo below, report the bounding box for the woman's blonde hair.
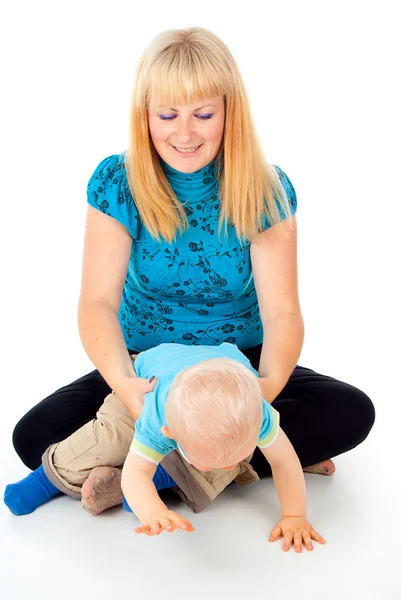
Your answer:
[165,358,262,464]
[125,26,294,244]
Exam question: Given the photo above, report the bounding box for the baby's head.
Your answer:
[162,358,262,471]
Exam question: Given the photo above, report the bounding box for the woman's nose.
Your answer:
[175,119,194,143]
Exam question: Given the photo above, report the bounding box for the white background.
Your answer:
[1,1,400,598]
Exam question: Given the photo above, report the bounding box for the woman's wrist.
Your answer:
[112,374,137,395]
[112,376,141,413]
[258,377,283,404]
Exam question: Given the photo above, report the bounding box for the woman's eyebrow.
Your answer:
[166,104,217,112]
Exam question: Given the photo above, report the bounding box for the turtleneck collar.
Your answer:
[160,156,218,192]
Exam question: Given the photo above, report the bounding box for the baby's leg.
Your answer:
[43,392,135,499]
[4,393,135,515]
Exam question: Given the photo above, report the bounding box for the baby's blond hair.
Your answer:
[165,358,262,464]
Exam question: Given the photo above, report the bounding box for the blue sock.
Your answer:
[4,465,62,516]
[122,496,132,512]
[123,464,177,512]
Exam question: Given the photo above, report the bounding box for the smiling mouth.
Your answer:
[171,144,202,154]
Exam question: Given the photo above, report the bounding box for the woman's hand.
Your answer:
[114,376,158,420]
[135,509,195,536]
[269,516,326,552]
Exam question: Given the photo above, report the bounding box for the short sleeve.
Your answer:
[263,165,298,230]
[130,435,166,466]
[86,153,139,239]
[130,411,173,466]
[257,401,280,449]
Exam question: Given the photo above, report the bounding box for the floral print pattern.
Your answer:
[87,153,297,351]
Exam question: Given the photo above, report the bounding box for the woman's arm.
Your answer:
[250,216,305,402]
[78,206,138,395]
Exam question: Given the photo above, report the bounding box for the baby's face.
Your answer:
[177,442,255,472]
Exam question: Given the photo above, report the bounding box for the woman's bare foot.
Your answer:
[303,459,336,476]
[81,466,123,515]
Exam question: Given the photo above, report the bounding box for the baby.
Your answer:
[5,342,325,552]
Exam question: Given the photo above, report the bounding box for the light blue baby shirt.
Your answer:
[130,342,280,465]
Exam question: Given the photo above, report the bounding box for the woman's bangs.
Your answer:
[147,57,226,109]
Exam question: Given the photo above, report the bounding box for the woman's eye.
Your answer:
[158,114,213,121]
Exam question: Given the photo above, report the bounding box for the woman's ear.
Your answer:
[161,425,173,438]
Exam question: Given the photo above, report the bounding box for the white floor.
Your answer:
[1,378,399,600]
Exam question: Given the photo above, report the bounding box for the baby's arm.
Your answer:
[260,427,306,517]
[122,451,163,520]
[121,452,194,535]
[260,428,325,552]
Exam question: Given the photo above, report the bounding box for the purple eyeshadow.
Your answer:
[159,114,213,121]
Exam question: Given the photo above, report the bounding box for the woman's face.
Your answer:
[148,95,225,173]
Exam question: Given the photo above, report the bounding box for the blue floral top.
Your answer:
[87,153,297,352]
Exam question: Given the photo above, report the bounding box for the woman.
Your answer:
[12,26,375,508]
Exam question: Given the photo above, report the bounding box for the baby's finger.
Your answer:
[282,531,293,552]
[293,531,303,553]
[158,517,175,532]
[268,525,282,542]
[170,513,194,531]
[149,519,163,535]
[310,529,326,544]
[302,531,313,551]
[178,518,194,532]
[135,525,152,535]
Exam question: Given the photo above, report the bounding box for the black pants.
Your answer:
[12,344,375,477]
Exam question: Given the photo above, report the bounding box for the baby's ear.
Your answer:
[161,425,173,438]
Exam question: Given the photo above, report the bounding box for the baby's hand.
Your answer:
[269,516,325,552]
[135,509,195,536]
